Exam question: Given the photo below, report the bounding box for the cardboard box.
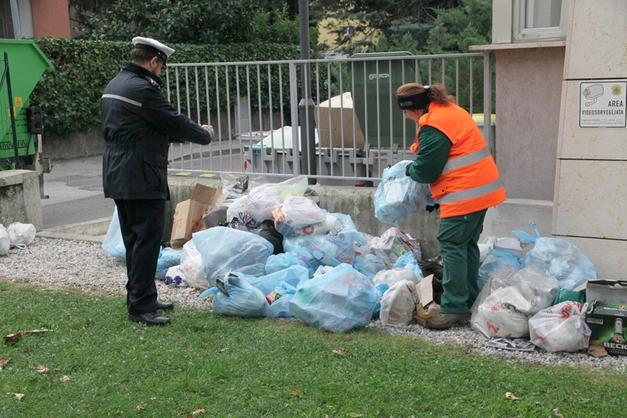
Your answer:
[585,280,627,356]
[314,92,365,149]
[170,184,221,249]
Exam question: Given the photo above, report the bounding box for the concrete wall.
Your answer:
[552,0,627,279]
[0,170,42,229]
[166,175,441,259]
[495,47,565,201]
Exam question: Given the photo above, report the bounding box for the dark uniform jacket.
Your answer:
[101,62,211,200]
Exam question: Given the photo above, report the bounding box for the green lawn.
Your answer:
[0,281,624,417]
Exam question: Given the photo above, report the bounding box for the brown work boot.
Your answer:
[415,303,469,330]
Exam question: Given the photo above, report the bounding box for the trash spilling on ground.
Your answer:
[0,222,36,255]
[95,173,626,357]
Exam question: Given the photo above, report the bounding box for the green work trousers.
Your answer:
[438,209,487,314]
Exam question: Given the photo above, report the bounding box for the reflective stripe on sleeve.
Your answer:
[101,94,142,107]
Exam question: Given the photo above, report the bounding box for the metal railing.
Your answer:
[165,52,494,181]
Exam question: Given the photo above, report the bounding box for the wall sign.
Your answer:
[580,81,626,128]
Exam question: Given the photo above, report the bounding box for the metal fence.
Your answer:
[165,52,493,181]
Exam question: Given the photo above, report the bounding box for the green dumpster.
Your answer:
[351,51,416,151]
[0,39,53,169]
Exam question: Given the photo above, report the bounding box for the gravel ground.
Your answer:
[1,237,625,373]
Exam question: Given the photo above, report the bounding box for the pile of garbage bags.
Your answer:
[0,222,36,256]
[471,221,596,352]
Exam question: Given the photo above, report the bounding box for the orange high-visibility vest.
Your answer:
[418,102,506,218]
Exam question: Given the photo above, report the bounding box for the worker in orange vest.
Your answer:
[396,82,506,330]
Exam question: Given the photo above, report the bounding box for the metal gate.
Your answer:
[165,52,493,181]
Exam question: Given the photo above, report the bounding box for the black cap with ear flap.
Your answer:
[397,85,431,112]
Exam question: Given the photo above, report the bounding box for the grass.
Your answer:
[0,281,624,417]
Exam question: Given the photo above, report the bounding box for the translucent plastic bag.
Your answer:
[0,224,9,256]
[379,280,418,326]
[227,177,309,224]
[373,268,419,287]
[353,254,387,280]
[273,196,326,237]
[478,249,523,290]
[155,247,182,280]
[529,301,591,352]
[265,282,298,318]
[472,286,532,338]
[7,222,36,248]
[164,265,185,286]
[323,212,367,245]
[265,252,308,274]
[179,241,209,289]
[192,227,274,286]
[372,283,390,318]
[374,160,432,225]
[283,234,355,270]
[515,221,597,290]
[365,227,422,267]
[289,263,379,332]
[240,265,309,296]
[102,208,125,261]
[212,274,269,317]
[394,252,423,282]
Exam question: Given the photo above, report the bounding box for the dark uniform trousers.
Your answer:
[115,199,165,314]
[438,209,487,315]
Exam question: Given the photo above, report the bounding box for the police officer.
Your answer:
[101,37,212,325]
[396,83,506,330]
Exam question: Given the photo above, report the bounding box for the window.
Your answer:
[0,0,14,38]
[514,0,569,41]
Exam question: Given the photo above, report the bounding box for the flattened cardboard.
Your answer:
[170,184,221,248]
[416,274,435,307]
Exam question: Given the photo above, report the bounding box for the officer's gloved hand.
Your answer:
[425,203,440,212]
[202,124,214,140]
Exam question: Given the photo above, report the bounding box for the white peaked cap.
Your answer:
[132,36,175,59]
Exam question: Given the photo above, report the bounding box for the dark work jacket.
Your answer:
[101,62,211,200]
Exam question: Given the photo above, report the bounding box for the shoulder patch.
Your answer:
[144,76,158,87]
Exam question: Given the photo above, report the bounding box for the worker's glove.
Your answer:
[425,203,440,213]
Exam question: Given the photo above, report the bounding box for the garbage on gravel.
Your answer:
[0,222,36,255]
[97,160,623,356]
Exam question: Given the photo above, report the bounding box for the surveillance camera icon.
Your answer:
[583,84,604,107]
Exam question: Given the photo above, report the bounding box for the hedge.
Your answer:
[32,38,299,137]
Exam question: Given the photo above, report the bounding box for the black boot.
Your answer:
[156,300,174,311]
[128,312,170,326]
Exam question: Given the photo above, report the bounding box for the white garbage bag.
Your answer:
[473,286,532,338]
[373,268,419,287]
[529,301,591,352]
[273,195,326,236]
[0,224,10,256]
[179,241,209,289]
[379,280,418,326]
[7,222,36,248]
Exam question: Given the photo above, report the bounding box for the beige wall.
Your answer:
[495,47,565,201]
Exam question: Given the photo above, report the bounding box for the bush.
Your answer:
[32,38,298,136]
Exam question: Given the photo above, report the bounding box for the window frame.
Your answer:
[513,0,570,42]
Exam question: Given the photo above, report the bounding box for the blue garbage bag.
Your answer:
[212,274,268,317]
[284,234,355,272]
[394,251,423,282]
[102,208,126,261]
[193,227,274,286]
[240,265,310,296]
[374,160,433,225]
[155,247,183,280]
[325,212,367,246]
[372,283,390,318]
[353,254,387,280]
[265,282,299,318]
[265,252,309,274]
[515,221,597,290]
[478,249,523,290]
[289,263,379,332]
